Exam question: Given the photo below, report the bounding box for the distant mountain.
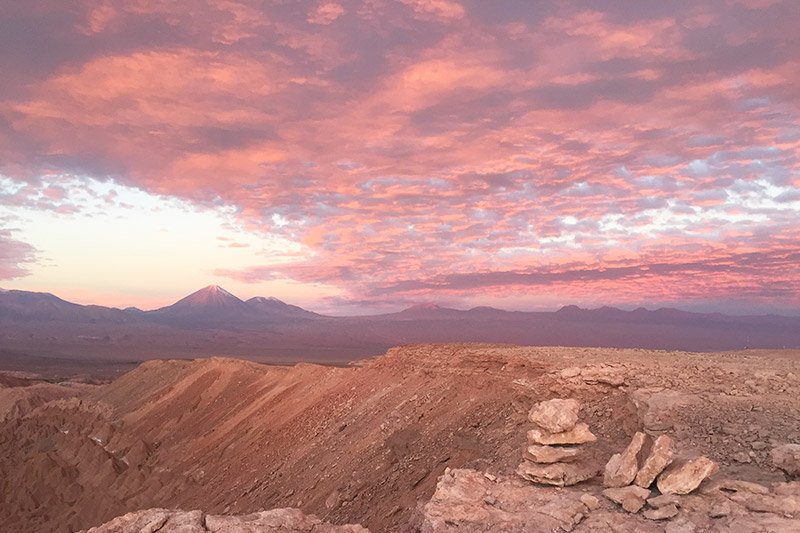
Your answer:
[145,285,255,326]
[0,289,132,323]
[246,296,320,319]
[388,303,464,319]
[2,286,799,354]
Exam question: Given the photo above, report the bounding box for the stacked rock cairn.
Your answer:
[517,397,721,521]
[516,398,598,487]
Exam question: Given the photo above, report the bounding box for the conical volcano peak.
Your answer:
[166,285,244,310]
[199,285,236,297]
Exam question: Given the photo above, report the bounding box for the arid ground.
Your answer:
[2,343,799,532]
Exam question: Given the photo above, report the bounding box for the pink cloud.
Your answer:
[307,3,345,25]
[0,230,37,280]
[1,0,799,312]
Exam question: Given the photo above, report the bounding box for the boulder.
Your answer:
[657,457,718,495]
[517,460,598,487]
[527,423,596,446]
[528,398,581,433]
[524,444,580,464]
[771,444,800,477]
[635,434,675,488]
[604,432,652,488]
[602,485,651,513]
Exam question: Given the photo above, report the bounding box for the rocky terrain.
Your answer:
[1,343,799,532]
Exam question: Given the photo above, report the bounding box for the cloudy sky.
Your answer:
[1,0,799,314]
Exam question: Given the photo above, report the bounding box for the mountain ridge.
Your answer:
[2,286,800,357]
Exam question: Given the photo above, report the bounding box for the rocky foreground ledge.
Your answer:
[417,468,800,532]
[84,469,800,532]
[81,507,368,532]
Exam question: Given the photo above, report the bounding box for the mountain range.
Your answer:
[1,285,799,368]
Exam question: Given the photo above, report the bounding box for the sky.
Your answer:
[1,0,799,315]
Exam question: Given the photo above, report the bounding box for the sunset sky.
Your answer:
[1,0,799,315]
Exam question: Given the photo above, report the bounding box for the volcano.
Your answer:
[145,285,254,326]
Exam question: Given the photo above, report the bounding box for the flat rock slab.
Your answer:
[421,468,588,533]
[643,504,678,520]
[528,398,581,433]
[527,423,596,446]
[517,460,599,487]
[604,432,651,488]
[635,434,675,488]
[647,493,680,508]
[603,486,652,513]
[524,444,580,464]
[657,457,718,495]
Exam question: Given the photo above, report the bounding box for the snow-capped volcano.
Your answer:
[147,285,252,325]
[145,286,320,326]
[172,285,243,307]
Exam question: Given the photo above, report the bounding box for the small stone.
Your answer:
[517,460,598,487]
[527,423,596,446]
[709,500,731,518]
[657,457,719,495]
[524,445,580,464]
[580,493,600,510]
[483,473,496,482]
[733,451,751,463]
[528,399,581,433]
[604,432,651,488]
[647,493,680,508]
[665,518,697,533]
[603,485,651,513]
[643,504,678,520]
[771,444,800,477]
[635,434,675,488]
[561,367,581,378]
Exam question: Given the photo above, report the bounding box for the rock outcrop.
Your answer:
[421,468,800,532]
[418,469,589,532]
[81,508,369,532]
